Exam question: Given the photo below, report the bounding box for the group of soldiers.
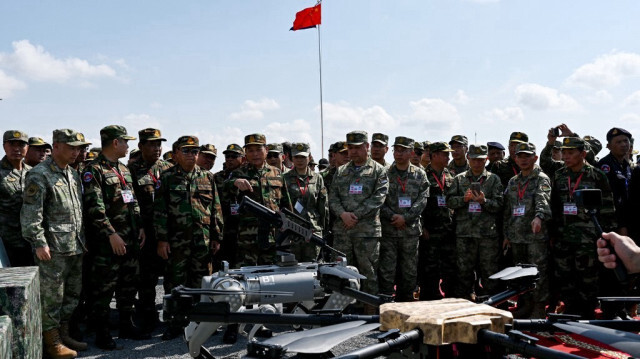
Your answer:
[0,122,637,358]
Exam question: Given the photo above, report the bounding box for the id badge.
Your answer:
[398,197,412,208]
[294,200,305,213]
[437,195,447,207]
[563,202,578,215]
[512,205,526,217]
[468,201,482,213]
[121,189,135,203]
[349,184,363,194]
[230,203,240,216]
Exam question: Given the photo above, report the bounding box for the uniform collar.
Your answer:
[98,153,120,167]
[466,168,488,179]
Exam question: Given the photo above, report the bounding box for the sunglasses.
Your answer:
[180,148,200,155]
[225,153,242,159]
[267,153,281,159]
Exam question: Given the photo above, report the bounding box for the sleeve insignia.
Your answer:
[600,164,610,173]
[83,171,94,183]
[25,183,39,197]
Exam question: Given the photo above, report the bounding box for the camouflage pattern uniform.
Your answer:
[379,137,429,301]
[21,130,88,332]
[154,135,223,289]
[371,133,391,170]
[224,134,292,267]
[447,144,504,299]
[447,135,470,176]
[283,143,328,261]
[329,131,389,295]
[540,141,564,183]
[550,137,616,319]
[419,142,456,300]
[82,127,142,324]
[0,130,33,267]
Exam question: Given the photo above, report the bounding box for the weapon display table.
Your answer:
[380,298,513,345]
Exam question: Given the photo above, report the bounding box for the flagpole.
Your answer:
[317,23,324,156]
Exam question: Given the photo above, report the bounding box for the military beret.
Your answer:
[138,128,166,142]
[100,125,136,142]
[487,142,505,151]
[199,144,217,156]
[245,133,267,146]
[52,129,91,146]
[267,143,283,153]
[393,136,414,149]
[223,143,245,155]
[468,144,488,159]
[515,142,536,155]
[28,137,53,149]
[346,131,368,145]
[606,127,631,142]
[509,132,529,143]
[449,135,468,146]
[559,137,585,150]
[371,133,389,145]
[291,142,310,157]
[430,141,455,153]
[175,135,199,148]
[3,130,28,143]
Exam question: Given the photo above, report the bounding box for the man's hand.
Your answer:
[211,240,221,255]
[109,233,127,256]
[472,190,486,204]
[138,229,146,249]
[464,189,474,202]
[531,217,542,234]
[390,214,406,229]
[234,179,254,192]
[340,212,358,229]
[502,238,510,250]
[35,246,51,261]
[157,241,171,260]
[597,232,640,274]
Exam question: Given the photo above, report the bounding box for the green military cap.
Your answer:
[449,135,468,146]
[371,133,389,145]
[267,143,283,153]
[309,155,317,165]
[28,137,52,149]
[423,141,432,150]
[468,144,488,159]
[223,143,245,155]
[89,147,101,153]
[100,125,136,142]
[393,136,414,148]
[583,135,602,155]
[175,135,199,148]
[3,130,28,143]
[86,151,98,161]
[553,140,562,148]
[138,128,166,142]
[336,141,348,152]
[245,133,267,146]
[200,144,217,156]
[413,141,424,151]
[292,142,310,157]
[52,129,91,146]
[346,131,368,145]
[509,131,529,143]
[559,137,585,150]
[130,148,140,157]
[429,141,455,153]
[328,142,340,153]
[515,142,536,155]
[163,151,173,161]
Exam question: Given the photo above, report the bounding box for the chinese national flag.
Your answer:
[290,3,321,31]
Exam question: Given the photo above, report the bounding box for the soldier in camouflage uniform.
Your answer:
[0,130,33,267]
[82,125,148,349]
[420,141,431,169]
[490,132,528,188]
[503,143,552,318]
[410,141,424,168]
[322,141,349,195]
[487,142,505,169]
[551,137,616,319]
[447,135,470,176]
[128,128,173,332]
[370,133,390,169]
[21,129,90,358]
[163,150,174,164]
[155,135,223,339]
[283,143,328,261]
[419,142,456,300]
[329,131,389,304]
[25,136,52,167]
[379,137,429,302]
[447,144,504,299]
[196,144,217,171]
[266,143,288,173]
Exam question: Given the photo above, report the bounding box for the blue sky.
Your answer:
[2,0,640,171]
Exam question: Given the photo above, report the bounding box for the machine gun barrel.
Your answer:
[477,329,584,359]
[512,319,640,332]
[334,328,422,359]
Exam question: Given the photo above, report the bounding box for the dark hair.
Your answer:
[281,142,292,157]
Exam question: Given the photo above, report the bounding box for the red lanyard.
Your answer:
[512,166,519,177]
[108,164,127,188]
[568,173,584,200]
[148,170,159,187]
[397,176,408,193]
[296,177,309,196]
[517,179,529,201]
[431,172,445,192]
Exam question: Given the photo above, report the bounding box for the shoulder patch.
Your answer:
[379,177,388,185]
[83,172,94,183]
[25,183,39,197]
[600,164,610,173]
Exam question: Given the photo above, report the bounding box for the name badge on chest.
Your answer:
[121,189,135,203]
[398,197,412,208]
[294,200,305,213]
[349,184,363,194]
[563,202,578,215]
[512,205,526,217]
[468,201,482,213]
[230,203,240,216]
[437,195,447,207]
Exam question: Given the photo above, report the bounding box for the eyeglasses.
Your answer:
[180,148,199,155]
[267,153,281,159]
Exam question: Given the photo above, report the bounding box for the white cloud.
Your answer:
[620,113,640,124]
[324,102,397,138]
[623,90,640,106]
[586,90,613,104]
[515,83,580,111]
[0,69,26,98]
[566,51,640,88]
[452,89,470,105]
[228,98,280,121]
[121,113,162,131]
[485,106,525,123]
[0,40,116,83]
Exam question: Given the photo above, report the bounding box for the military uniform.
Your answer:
[447,135,470,176]
[419,142,456,300]
[540,141,564,182]
[490,132,528,188]
[379,137,429,301]
[597,128,632,231]
[371,133,391,170]
[329,131,389,295]
[447,144,504,299]
[0,130,32,267]
[551,137,616,318]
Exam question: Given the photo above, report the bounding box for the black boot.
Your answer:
[141,309,160,334]
[95,327,117,350]
[223,324,239,344]
[119,311,151,340]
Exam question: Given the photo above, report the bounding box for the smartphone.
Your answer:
[470,182,482,195]
[552,126,561,137]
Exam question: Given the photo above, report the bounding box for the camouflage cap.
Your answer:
[52,129,91,146]
[346,131,368,145]
[291,142,310,157]
[583,136,602,155]
[468,144,488,159]
[515,142,536,155]
[223,143,245,155]
[138,128,166,142]
[245,133,267,146]
[163,151,173,161]
[309,156,317,165]
[328,142,340,153]
[559,137,585,150]
[487,142,505,151]
[423,141,432,150]
[413,140,424,151]
[89,147,101,154]
[606,127,631,142]
[553,140,562,149]
[175,135,199,148]
[509,132,529,143]
[100,125,136,142]
[318,158,329,168]
[28,137,52,149]
[335,141,348,153]
[200,144,217,156]
[371,133,389,145]
[429,141,455,153]
[449,135,468,146]
[393,136,414,148]
[3,130,28,143]
[267,143,283,153]
[85,150,98,161]
[130,148,140,157]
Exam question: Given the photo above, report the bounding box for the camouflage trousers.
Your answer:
[511,241,550,303]
[35,253,83,331]
[235,228,278,268]
[137,237,167,308]
[333,234,380,295]
[418,232,456,300]
[379,235,419,302]
[552,241,599,318]
[454,235,500,299]
[166,237,211,290]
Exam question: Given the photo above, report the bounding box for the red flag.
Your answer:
[290,3,321,31]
